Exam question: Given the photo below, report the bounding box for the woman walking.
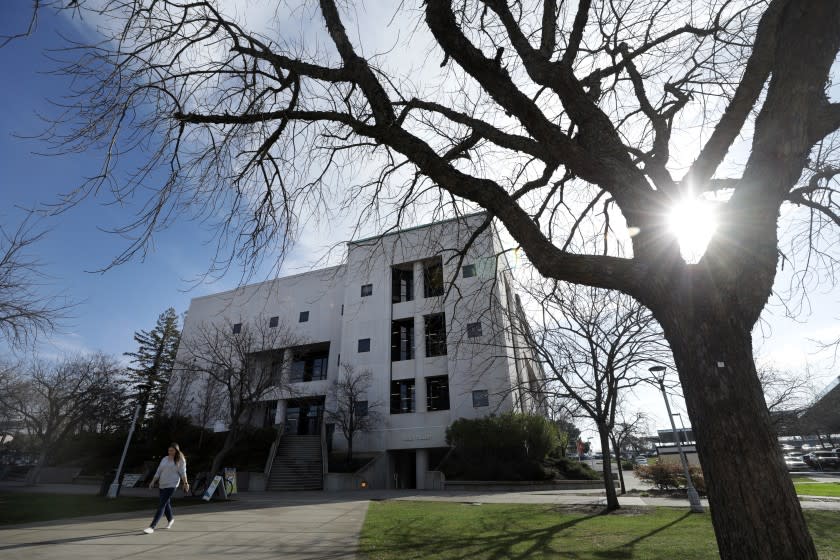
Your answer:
[143,443,189,534]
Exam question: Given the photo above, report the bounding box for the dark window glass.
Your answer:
[337,353,341,366]
[299,311,309,323]
[423,258,444,298]
[270,361,283,385]
[424,313,447,357]
[232,323,242,334]
[355,400,368,417]
[426,376,450,411]
[391,318,415,361]
[269,316,279,328]
[361,284,373,297]
[467,322,483,338]
[358,338,371,353]
[341,304,344,316]
[263,401,278,427]
[462,264,476,278]
[472,390,489,408]
[392,266,414,303]
[289,352,329,383]
[390,379,415,414]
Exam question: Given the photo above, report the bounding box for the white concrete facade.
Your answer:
[169,213,546,488]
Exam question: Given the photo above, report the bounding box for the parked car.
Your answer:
[803,451,840,470]
[784,455,808,471]
[633,456,648,466]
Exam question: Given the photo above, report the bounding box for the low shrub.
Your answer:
[545,457,601,480]
[635,462,706,494]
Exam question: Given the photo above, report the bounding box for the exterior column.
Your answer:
[274,399,287,426]
[416,448,429,490]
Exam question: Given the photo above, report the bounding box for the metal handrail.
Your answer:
[264,423,286,481]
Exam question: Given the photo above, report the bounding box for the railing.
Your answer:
[263,423,286,481]
[320,418,329,486]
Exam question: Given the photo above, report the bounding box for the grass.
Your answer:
[796,483,840,498]
[359,502,840,560]
[0,493,205,525]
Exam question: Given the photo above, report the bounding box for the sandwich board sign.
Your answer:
[202,475,224,501]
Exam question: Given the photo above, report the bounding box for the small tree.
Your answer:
[609,409,648,495]
[326,364,382,464]
[177,318,299,475]
[125,307,181,426]
[523,281,671,511]
[0,353,122,484]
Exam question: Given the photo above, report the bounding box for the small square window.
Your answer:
[355,400,368,417]
[361,284,373,297]
[299,311,309,323]
[472,390,489,408]
[467,322,483,338]
[232,323,242,334]
[358,338,371,353]
[462,264,476,278]
[269,316,279,328]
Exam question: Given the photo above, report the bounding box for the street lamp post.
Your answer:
[107,384,151,499]
[649,366,704,513]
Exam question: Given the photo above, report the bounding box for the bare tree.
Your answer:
[758,365,814,420]
[14,0,840,556]
[326,364,383,465]
[609,408,648,495]
[0,353,121,484]
[524,281,670,511]
[177,318,300,476]
[0,217,70,350]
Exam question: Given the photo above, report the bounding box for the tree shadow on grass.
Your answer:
[591,511,694,559]
[363,507,604,560]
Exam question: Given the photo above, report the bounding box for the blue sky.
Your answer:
[0,3,837,439]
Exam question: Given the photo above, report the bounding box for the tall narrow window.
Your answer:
[423,257,444,298]
[392,264,414,303]
[269,316,279,328]
[426,376,450,411]
[361,284,373,297]
[391,318,415,361]
[232,323,242,334]
[299,311,309,323]
[355,400,369,417]
[424,313,447,357]
[390,379,415,414]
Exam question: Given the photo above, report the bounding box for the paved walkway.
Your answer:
[0,493,369,560]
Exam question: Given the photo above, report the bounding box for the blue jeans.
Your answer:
[150,487,176,528]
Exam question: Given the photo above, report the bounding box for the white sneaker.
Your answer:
[165,520,174,530]
[143,527,154,534]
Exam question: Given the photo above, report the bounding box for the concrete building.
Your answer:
[168,213,546,489]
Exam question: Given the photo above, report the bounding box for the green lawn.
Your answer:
[359,502,840,560]
[796,483,840,498]
[0,493,204,525]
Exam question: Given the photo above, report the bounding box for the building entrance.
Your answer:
[285,397,325,435]
[390,450,417,489]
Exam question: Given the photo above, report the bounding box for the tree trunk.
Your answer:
[209,428,238,476]
[612,440,626,495]
[597,424,619,511]
[346,435,353,464]
[25,447,49,486]
[661,310,817,560]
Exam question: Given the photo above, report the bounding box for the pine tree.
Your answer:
[125,308,181,425]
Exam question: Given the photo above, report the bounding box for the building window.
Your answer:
[426,375,450,411]
[392,264,414,303]
[341,304,344,316]
[361,283,373,297]
[358,338,371,353]
[390,379,415,414]
[269,316,279,328]
[467,322,483,338]
[299,311,309,323]
[289,351,329,383]
[472,390,489,408]
[232,323,242,334]
[337,353,341,366]
[423,257,444,298]
[270,361,283,386]
[355,400,368,417]
[424,313,447,357]
[263,401,278,428]
[462,264,476,278]
[391,318,415,361]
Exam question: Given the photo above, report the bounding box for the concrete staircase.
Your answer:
[266,434,323,491]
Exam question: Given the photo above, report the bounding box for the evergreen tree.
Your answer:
[125,308,181,425]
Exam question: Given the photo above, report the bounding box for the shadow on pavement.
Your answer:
[0,531,140,551]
